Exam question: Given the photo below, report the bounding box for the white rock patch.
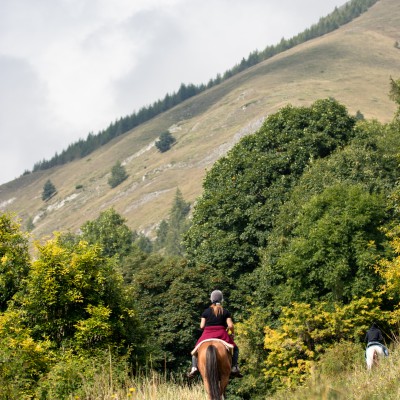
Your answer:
[0,197,16,210]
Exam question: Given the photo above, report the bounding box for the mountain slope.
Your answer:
[1,0,399,240]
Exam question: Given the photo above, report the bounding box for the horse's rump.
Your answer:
[191,338,234,356]
[197,340,232,400]
[366,344,387,370]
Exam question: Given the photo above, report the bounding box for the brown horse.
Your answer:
[197,340,232,400]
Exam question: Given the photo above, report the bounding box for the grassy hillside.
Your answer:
[0,0,399,240]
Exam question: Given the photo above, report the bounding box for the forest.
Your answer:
[29,0,378,175]
[1,77,400,399]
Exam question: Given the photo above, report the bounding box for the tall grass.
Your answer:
[64,340,400,399]
[267,340,400,400]
[71,371,207,400]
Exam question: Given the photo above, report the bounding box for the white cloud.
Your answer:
[0,0,348,184]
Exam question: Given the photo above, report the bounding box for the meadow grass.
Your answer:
[268,340,400,400]
[68,339,400,399]
[72,371,208,400]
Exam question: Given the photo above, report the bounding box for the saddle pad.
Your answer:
[191,339,234,356]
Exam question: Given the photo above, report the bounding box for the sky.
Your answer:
[0,0,349,185]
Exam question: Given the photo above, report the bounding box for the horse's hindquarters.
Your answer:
[197,341,232,400]
[366,345,385,370]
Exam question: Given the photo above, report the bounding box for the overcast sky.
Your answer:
[0,0,349,185]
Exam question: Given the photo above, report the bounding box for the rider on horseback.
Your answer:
[365,322,389,356]
[188,290,242,378]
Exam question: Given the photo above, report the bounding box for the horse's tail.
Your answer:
[206,345,220,400]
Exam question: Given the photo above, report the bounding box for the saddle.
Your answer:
[191,339,234,356]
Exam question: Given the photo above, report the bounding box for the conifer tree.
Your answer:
[42,179,57,201]
[165,189,191,255]
[155,131,176,153]
[154,220,169,250]
[108,161,128,188]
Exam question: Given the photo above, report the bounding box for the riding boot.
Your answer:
[231,346,243,378]
[232,346,239,367]
[187,355,199,379]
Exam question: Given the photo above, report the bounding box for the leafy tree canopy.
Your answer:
[245,116,400,310]
[81,208,133,258]
[14,234,141,351]
[128,252,226,370]
[260,184,387,306]
[185,99,356,281]
[0,217,149,397]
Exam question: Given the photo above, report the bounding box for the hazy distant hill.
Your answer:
[1,0,399,241]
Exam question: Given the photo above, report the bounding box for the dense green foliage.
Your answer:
[234,84,400,397]
[0,214,30,311]
[0,229,145,399]
[184,80,400,398]
[126,254,212,370]
[249,118,400,314]
[29,0,377,175]
[185,99,356,281]
[81,208,133,258]
[22,236,140,349]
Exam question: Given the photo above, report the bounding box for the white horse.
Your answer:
[365,343,388,370]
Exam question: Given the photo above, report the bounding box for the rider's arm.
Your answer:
[200,317,206,329]
[227,317,234,335]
